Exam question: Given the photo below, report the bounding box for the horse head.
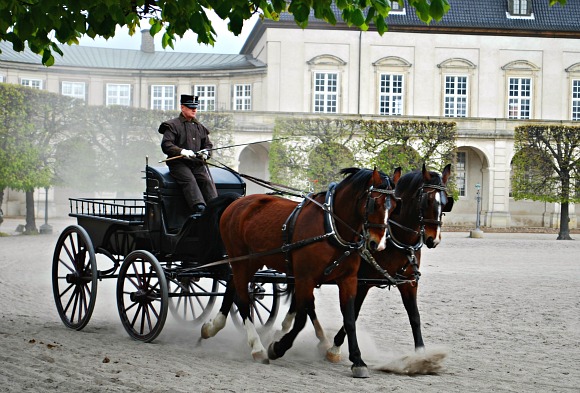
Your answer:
[336,167,399,252]
[390,163,453,249]
[418,163,453,248]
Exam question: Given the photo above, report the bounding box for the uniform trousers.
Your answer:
[168,162,218,212]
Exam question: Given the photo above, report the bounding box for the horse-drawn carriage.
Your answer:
[52,160,452,378]
[52,164,284,343]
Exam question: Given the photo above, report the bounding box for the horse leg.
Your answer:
[231,272,270,364]
[268,283,314,360]
[201,279,236,339]
[327,284,370,363]
[278,287,330,355]
[337,278,369,378]
[399,283,425,351]
[308,307,332,355]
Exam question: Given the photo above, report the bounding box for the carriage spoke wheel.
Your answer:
[52,225,98,330]
[231,282,280,329]
[116,250,168,343]
[167,275,220,326]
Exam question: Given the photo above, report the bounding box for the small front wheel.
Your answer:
[116,250,168,342]
[52,225,98,330]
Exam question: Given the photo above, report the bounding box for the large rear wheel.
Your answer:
[167,276,222,326]
[52,225,98,330]
[230,281,281,329]
[116,250,168,342]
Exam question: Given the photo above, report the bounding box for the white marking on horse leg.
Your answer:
[200,312,227,339]
[326,345,342,363]
[312,318,331,354]
[281,311,295,333]
[245,320,269,363]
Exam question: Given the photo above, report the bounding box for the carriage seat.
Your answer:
[145,165,246,231]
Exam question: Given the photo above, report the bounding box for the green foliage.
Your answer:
[0,0,458,65]
[360,120,456,173]
[512,124,580,203]
[269,117,457,194]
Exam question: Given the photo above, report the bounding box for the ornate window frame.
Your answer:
[373,56,411,116]
[307,55,346,113]
[501,60,540,119]
[437,58,476,118]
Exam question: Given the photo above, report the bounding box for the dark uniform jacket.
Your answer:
[158,113,213,165]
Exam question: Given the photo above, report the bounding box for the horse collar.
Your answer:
[323,183,365,250]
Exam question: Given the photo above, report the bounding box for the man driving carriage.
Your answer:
[159,94,218,214]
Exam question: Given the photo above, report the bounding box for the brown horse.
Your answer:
[276,164,453,362]
[200,167,399,378]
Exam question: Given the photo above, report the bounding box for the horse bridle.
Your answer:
[363,182,453,287]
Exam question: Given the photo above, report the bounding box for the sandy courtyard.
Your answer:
[0,217,579,392]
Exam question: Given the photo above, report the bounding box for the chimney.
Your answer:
[141,29,155,53]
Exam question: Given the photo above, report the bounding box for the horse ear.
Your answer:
[371,167,382,187]
[392,167,402,185]
[442,163,452,185]
[422,163,432,181]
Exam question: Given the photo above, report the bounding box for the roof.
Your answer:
[242,0,580,52]
[0,41,266,71]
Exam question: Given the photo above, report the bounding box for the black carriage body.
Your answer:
[69,166,245,262]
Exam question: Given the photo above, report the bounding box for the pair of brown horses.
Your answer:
[199,164,452,378]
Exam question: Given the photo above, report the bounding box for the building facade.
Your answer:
[0,0,578,228]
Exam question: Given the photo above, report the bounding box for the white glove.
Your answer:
[180,149,195,158]
[197,149,210,161]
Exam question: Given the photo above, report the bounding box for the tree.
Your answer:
[0,85,80,233]
[0,0,457,66]
[360,120,457,174]
[512,125,580,240]
[269,117,456,194]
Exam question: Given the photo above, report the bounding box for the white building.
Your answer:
[0,0,578,228]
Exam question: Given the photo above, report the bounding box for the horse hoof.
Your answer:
[325,346,341,363]
[267,342,280,360]
[200,323,211,339]
[252,351,270,364]
[352,366,369,378]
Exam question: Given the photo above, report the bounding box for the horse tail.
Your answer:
[199,192,241,264]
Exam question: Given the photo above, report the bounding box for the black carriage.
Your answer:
[52,165,284,342]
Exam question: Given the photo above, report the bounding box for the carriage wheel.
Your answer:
[167,276,220,325]
[230,282,281,329]
[116,250,168,342]
[52,225,98,330]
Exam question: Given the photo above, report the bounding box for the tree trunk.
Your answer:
[557,202,572,240]
[0,188,4,226]
[24,190,38,234]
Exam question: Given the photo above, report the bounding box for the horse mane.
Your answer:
[395,168,443,199]
[338,167,392,192]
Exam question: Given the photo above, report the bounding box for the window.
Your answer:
[21,78,42,89]
[313,72,338,113]
[106,84,131,106]
[151,85,175,110]
[508,77,531,119]
[389,1,405,13]
[456,152,466,197]
[234,84,251,111]
[444,76,468,117]
[0,75,4,83]
[62,81,86,101]
[509,0,531,16]
[572,80,580,121]
[195,85,216,111]
[379,73,403,115]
